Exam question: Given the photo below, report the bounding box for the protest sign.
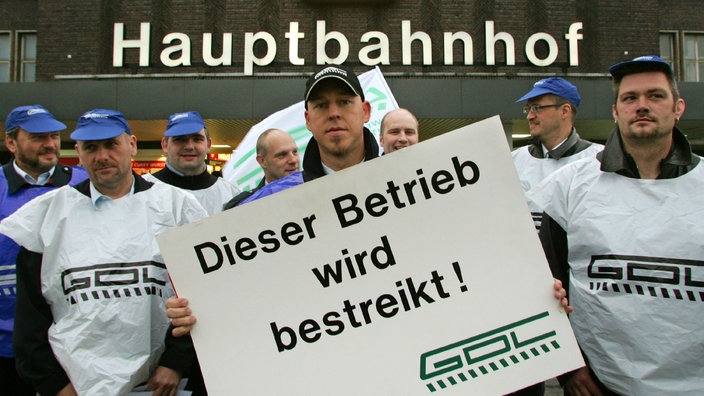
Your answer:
[157,116,584,395]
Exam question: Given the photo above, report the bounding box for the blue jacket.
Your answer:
[0,162,88,357]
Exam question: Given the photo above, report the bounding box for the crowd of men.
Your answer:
[0,55,701,395]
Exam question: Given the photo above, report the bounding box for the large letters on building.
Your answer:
[113,21,583,74]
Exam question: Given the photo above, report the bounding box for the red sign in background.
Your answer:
[59,158,165,175]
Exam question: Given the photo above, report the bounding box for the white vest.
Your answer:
[513,143,602,229]
[0,183,207,394]
[529,157,704,395]
[143,173,240,216]
[511,143,602,194]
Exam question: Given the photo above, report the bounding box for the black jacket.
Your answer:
[223,178,265,210]
[525,128,594,160]
[150,166,219,191]
[301,127,379,182]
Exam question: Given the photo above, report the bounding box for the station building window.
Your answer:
[683,32,704,82]
[0,30,36,82]
[18,31,36,82]
[659,31,677,76]
[659,31,704,82]
[0,32,10,82]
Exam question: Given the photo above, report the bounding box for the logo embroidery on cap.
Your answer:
[314,66,347,79]
[27,109,49,115]
[82,112,111,119]
[170,113,190,121]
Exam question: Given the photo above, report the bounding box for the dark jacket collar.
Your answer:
[73,172,153,198]
[527,128,594,160]
[597,126,699,179]
[222,178,265,211]
[302,127,380,182]
[3,162,75,194]
[150,165,217,190]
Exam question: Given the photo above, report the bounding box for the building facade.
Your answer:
[1,0,704,163]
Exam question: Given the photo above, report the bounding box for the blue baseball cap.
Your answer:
[70,109,131,141]
[609,55,674,79]
[164,111,206,137]
[6,104,66,133]
[515,77,581,108]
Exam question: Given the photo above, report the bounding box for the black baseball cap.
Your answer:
[304,65,364,105]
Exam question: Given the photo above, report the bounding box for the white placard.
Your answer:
[158,116,583,395]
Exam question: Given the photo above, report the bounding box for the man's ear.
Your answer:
[4,134,17,154]
[674,98,686,121]
[362,101,372,123]
[255,154,265,168]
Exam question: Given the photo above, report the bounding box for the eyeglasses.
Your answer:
[522,103,565,114]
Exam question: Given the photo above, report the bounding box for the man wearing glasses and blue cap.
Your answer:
[529,56,704,395]
[512,77,602,230]
[143,111,240,215]
[0,109,207,395]
[0,104,88,396]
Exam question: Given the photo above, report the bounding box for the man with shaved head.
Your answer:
[379,108,419,154]
[223,128,300,210]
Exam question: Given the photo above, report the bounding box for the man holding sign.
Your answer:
[165,66,575,395]
[231,64,382,206]
[167,63,385,318]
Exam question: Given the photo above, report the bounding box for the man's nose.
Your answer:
[327,102,341,118]
[635,96,650,112]
[94,146,110,160]
[38,135,56,146]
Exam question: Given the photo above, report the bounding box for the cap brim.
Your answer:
[19,117,67,133]
[164,122,205,137]
[70,127,127,141]
[305,75,360,102]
